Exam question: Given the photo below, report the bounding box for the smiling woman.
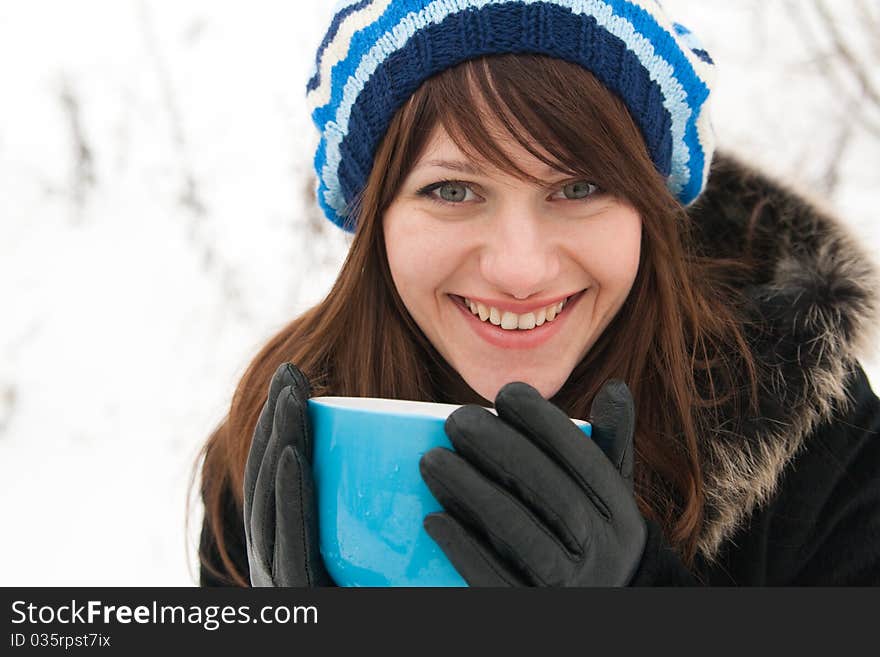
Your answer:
[382,59,648,401]
[194,0,880,588]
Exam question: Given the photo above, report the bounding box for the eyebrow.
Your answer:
[419,159,567,177]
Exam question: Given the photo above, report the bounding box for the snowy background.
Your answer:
[1,1,878,586]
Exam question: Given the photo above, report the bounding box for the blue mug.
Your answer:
[307,396,592,587]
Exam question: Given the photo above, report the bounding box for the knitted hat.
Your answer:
[307,0,716,233]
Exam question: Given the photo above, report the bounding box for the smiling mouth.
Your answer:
[449,289,587,330]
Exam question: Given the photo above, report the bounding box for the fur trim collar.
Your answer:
[687,153,880,561]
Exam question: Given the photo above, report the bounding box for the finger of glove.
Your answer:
[244,363,307,530]
[424,512,525,587]
[249,382,311,576]
[420,447,574,587]
[494,382,631,520]
[274,446,332,587]
[445,405,593,554]
[588,380,636,487]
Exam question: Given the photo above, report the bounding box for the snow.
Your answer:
[1,0,878,585]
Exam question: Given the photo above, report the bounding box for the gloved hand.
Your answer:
[420,380,647,586]
[243,362,333,587]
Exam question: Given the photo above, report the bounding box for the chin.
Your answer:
[468,371,566,404]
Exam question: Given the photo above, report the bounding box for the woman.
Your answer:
[195,0,880,586]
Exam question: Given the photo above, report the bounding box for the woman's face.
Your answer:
[382,123,642,403]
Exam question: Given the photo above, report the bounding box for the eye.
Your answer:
[555,181,600,200]
[416,180,478,205]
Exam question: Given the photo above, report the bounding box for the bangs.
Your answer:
[416,54,656,199]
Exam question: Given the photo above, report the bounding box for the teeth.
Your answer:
[462,296,569,331]
[501,311,519,329]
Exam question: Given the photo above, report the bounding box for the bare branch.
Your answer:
[789,2,880,138]
[0,384,18,438]
[137,0,249,320]
[822,96,859,197]
[854,0,880,61]
[814,0,880,109]
[58,78,96,223]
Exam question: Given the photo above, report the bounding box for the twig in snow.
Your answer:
[58,78,96,223]
[137,0,248,320]
[0,384,18,438]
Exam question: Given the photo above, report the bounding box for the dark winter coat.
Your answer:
[200,153,880,586]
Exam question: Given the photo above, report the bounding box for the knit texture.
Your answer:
[307,0,716,232]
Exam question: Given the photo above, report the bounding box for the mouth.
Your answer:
[447,289,589,350]
[449,289,586,322]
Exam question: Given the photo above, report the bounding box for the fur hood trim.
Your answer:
[687,153,880,561]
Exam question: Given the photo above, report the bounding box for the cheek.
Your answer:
[383,208,460,300]
[384,209,419,294]
[573,210,642,289]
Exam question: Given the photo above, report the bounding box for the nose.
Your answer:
[478,204,561,300]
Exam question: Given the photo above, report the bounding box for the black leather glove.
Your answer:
[420,380,647,586]
[243,362,333,587]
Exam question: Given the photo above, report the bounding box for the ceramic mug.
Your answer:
[306,396,592,587]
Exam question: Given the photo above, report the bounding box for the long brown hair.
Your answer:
[190,54,760,586]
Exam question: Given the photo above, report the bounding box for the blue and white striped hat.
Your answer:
[307,0,716,233]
